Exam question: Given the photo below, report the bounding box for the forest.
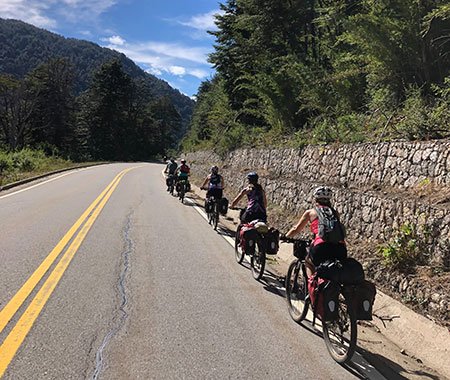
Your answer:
[0,59,182,162]
[183,0,450,154]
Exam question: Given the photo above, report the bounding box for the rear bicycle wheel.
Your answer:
[234,226,244,264]
[251,246,266,280]
[213,204,219,230]
[322,292,357,364]
[285,260,309,322]
[179,184,185,203]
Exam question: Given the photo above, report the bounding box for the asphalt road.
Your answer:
[0,163,367,379]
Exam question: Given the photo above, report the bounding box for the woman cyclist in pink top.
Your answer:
[285,186,347,276]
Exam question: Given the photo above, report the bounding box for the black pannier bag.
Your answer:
[293,240,309,259]
[205,198,214,213]
[265,228,280,255]
[186,182,191,192]
[219,197,229,215]
[343,280,376,320]
[175,182,182,193]
[239,225,258,255]
[166,177,172,187]
[316,258,365,285]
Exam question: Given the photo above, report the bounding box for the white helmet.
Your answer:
[313,186,332,200]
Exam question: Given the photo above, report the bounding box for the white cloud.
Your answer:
[0,0,118,28]
[189,69,209,79]
[103,35,126,46]
[179,10,220,31]
[168,66,186,76]
[0,0,57,28]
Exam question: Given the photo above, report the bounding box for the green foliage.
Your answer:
[379,222,432,272]
[186,0,450,153]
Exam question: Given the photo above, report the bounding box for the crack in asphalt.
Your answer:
[90,211,134,380]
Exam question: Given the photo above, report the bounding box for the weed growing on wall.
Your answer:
[379,221,432,272]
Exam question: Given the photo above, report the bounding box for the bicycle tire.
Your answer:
[234,226,244,264]
[285,260,309,322]
[251,245,265,280]
[213,204,219,230]
[179,184,185,203]
[322,292,357,364]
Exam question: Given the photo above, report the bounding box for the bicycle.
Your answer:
[280,236,357,364]
[166,174,175,195]
[176,179,187,203]
[231,207,267,280]
[202,189,220,230]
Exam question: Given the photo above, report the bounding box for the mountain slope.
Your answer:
[0,18,194,128]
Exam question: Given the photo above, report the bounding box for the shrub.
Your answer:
[379,222,431,272]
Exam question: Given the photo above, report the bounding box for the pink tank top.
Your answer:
[310,218,325,247]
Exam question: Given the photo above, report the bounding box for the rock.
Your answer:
[431,293,441,303]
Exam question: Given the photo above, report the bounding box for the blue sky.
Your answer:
[0,0,222,97]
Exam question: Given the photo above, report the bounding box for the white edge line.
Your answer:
[160,170,385,379]
[0,167,92,200]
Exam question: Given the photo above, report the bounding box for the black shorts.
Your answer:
[309,242,347,266]
[206,188,223,200]
[240,210,267,224]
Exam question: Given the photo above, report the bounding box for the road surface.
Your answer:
[0,163,379,379]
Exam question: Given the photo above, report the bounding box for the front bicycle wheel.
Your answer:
[234,226,244,264]
[179,185,185,203]
[251,246,266,280]
[285,260,309,322]
[322,292,357,364]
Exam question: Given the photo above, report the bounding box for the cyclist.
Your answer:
[176,158,190,188]
[285,186,347,276]
[164,158,178,191]
[230,172,267,223]
[200,165,225,200]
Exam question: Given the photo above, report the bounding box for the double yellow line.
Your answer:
[0,166,137,377]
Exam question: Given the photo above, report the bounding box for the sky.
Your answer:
[0,0,223,97]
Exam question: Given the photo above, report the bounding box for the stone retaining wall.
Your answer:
[185,139,450,269]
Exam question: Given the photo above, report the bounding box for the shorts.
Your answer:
[309,242,347,267]
[240,210,267,224]
[207,188,223,200]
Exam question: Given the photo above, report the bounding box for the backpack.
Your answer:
[315,206,346,243]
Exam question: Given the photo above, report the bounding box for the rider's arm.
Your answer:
[230,188,248,208]
[200,176,209,189]
[286,210,311,238]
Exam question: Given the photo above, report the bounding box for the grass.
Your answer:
[0,149,92,187]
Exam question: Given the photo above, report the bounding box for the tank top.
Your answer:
[246,184,266,214]
[208,174,222,189]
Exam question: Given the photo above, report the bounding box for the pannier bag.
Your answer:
[293,240,309,260]
[308,275,340,322]
[166,177,173,187]
[219,197,229,215]
[344,280,376,320]
[239,224,258,255]
[175,182,182,193]
[265,228,280,255]
[205,198,215,213]
[316,257,365,285]
[186,182,191,192]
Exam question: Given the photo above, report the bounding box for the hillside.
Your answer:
[0,18,194,129]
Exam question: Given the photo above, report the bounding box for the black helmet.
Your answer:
[211,165,219,174]
[247,172,258,183]
[170,158,175,163]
